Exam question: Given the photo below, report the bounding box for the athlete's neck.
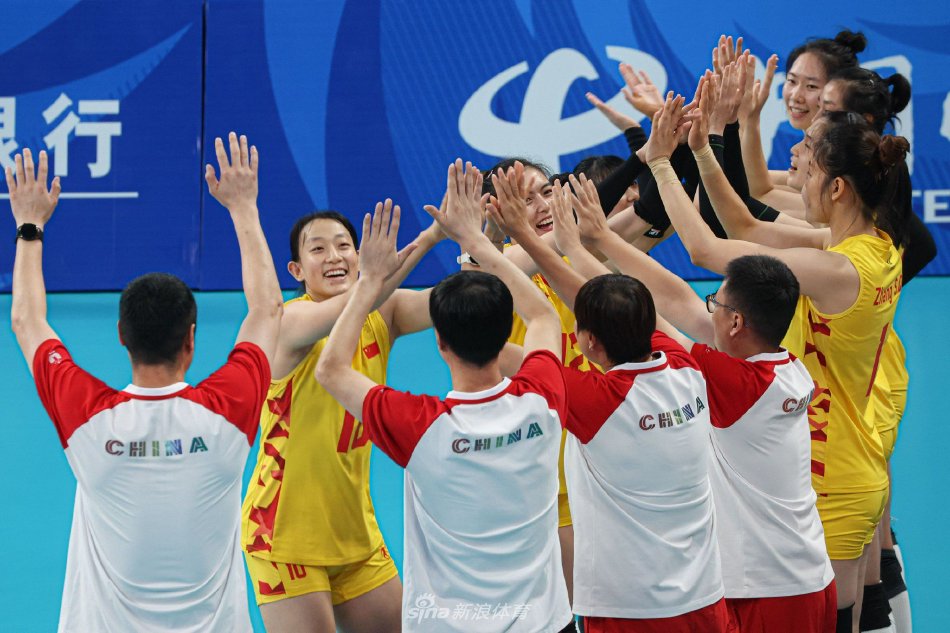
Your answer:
[131,363,187,388]
[828,202,876,247]
[446,358,505,394]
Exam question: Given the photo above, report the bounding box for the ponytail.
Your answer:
[812,112,911,246]
[830,67,912,134]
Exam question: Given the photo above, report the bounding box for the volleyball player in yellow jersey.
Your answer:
[642,90,911,632]
[242,202,444,633]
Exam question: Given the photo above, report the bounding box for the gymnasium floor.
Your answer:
[1,278,946,631]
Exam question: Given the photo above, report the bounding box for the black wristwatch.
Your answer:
[15,223,43,243]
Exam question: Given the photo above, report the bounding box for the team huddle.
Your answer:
[7,30,932,633]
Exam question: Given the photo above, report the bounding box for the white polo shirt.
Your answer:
[691,344,834,598]
[563,332,724,619]
[362,350,571,633]
[33,339,269,633]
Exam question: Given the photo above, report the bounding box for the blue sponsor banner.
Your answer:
[4,1,950,291]
[202,0,950,288]
[0,0,203,291]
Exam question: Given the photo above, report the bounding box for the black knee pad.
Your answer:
[837,604,853,633]
[859,583,892,631]
[880,547,907,599]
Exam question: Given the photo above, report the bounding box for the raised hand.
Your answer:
[358,199,411,283]
[738,53,778,126]
[715,58,746,130]
[206,132,258,213]
[688,79,712,150]
[644,93,690,163]
[712,35,744,75]
[424,159,484,245]
[568,174,612,246]
[586,91,639,131]
[549,179,580,254]
[5,148,61,228]
[619,64,664,118]
[487,162,533,241]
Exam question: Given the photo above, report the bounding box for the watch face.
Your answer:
[17,224,41,240]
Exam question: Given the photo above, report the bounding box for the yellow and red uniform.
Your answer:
[782,230,901,558]
[867,329,908,461]
[242,296,396,603]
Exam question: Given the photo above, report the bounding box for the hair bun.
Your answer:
[835,29,867,54]
[878,135,909,168]
[884,73,912,116]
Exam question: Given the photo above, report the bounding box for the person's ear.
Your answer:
[287,260,303,281]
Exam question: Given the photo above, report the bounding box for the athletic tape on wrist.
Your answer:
[647,157,679,188]
[692,144,717,176]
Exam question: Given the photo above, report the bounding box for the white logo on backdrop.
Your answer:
[460,46,787,172]
[459,47,666,171]
[459,48,914,176]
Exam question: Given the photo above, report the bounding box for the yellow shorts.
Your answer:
[879,426,898,461]
[558,493,572,528]
[558,431,572,527]
[816,489,888,560]
[245,544,399,606]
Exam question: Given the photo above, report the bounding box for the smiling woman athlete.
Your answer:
[242,204,443,633]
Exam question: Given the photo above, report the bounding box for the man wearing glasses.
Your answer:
[627,252,837,633]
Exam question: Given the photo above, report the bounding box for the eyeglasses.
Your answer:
[705,293,739,314]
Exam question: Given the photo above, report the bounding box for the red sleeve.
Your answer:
[691,344,777,428]
[186,343,271,444]
[32,339,124,448]
[508,350,567,425]
[362,386,449,467]
[562,367,632,443]
[651,330,700,370]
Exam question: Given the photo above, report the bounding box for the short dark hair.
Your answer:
[723,256,800,347]
[429,271,513,367]
[481,157,551,197]
[119,273,197,366]
[572,155,623,184]
[288,211,359,293]
[289,211,358,262]
[574,274,655,365]
[786,29,865,78]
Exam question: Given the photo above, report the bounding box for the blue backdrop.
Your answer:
[1,0,950,290]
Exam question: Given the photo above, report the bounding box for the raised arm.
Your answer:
[7,149,61,371]
[694,72,827,249]
[426,160,560,357]
[569,171,713,345]
[488,164,589,312]
[206,133,283,364]
[647,91,858,315]
[736,52,781,200]
[315,202,410,418]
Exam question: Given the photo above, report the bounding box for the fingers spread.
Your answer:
[49,176,61,204]
[214,137,229,170]
[205,164,218,188]
[239,135,249,167]
[23,148,34,183]
[228,132,240,168]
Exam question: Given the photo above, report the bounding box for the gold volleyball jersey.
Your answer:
[867,329,909,436]
[242,297,391,565]
[509,272,593,519]
[782,230,900,494]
